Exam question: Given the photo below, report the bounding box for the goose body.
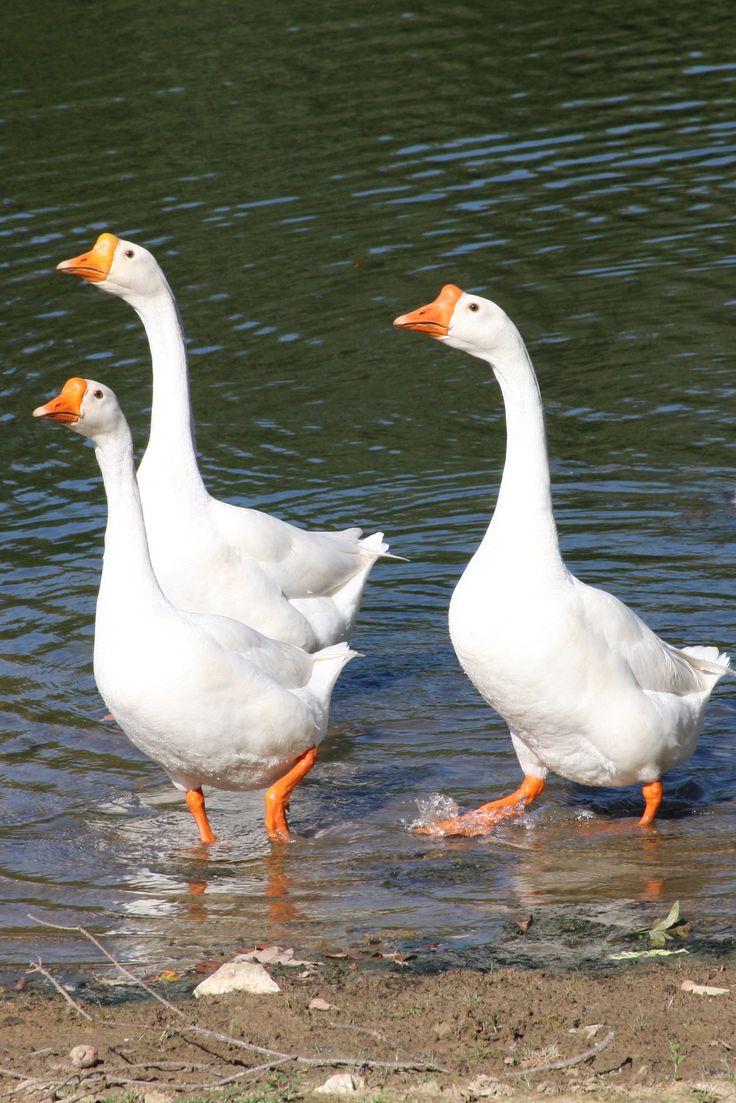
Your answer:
[395,285,728,832]
[57,234,391,652]
[34,378,356,842]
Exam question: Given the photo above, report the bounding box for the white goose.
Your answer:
[395,285,728,834]
[34,377,356,844]
[56,234,392,652]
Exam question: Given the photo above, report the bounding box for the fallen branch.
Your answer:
[506,1030,615,1076]
[103,1054,295,1093]
[173,1023,449,1072]
[0,1066,99,1101]
[26,958,93,1021]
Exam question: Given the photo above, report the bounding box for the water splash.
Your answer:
[409,792,460,830]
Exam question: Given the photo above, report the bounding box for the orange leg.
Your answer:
[415,775,546,837]
[639,780,663,827]
[185,787,217,844]
[264,746,318,841]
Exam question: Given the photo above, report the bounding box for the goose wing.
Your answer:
[572,576,716,696]
[184,607,314,688]
[210,497,382,597]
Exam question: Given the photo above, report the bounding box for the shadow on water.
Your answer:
[2,0,736,972]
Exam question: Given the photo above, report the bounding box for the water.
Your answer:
[3,1,736,973]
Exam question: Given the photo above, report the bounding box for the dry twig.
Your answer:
[506,1030,615,1076]
[104,1054,296,1093]
[27,914,188,1018]
[26,958,93,1021]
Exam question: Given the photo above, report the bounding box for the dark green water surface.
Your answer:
[2,2,736,971]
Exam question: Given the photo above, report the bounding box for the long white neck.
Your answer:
[476,326,564,574]
[129,278,209,503]
[93,425,167,611]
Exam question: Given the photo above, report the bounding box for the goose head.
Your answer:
[394,284,522,368]
[57,233,166,302]
[33,378,124,442]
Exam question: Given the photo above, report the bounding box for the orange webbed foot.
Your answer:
[413,776,546,837]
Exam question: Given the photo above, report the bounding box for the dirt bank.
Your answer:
[3,951,736,1102]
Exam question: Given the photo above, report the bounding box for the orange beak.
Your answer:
[57,233,119,283]
[393,284,464,337]
[33,378,87,424]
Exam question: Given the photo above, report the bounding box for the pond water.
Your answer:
[3,1,736,973]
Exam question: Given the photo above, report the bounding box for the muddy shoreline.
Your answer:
[3,932,736,1103]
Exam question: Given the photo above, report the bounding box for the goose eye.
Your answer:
[468,302,479,313]
[93,389,104,399]
[124,249,134,258]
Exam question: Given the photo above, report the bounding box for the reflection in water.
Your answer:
[3,0,736,968]
[183,854,302,927]
[83,801,730,975]
[263,854,304,927]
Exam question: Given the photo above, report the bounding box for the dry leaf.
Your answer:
[371,951,416,966]
[194,960,221,975]
[681,979,730,997]
[608,948,688,961]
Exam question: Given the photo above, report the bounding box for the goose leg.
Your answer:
[265,746,318,841]
[185,786,217,843]
[639,780,663,827]
[416,775,545,837]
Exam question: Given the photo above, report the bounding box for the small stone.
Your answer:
[69,1045,98,1069]
[193,961,280,997]
[314,1072,366,1095]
